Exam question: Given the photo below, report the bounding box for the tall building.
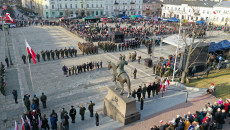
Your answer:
[104,0,143,17]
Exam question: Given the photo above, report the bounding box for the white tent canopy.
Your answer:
[162,34,200,48]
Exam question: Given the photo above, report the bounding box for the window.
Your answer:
[65,4,67,8]
[45,5,48,9]
[75,4,77,8]
[222,17,224,22]
[81,4,83,8]
[70,4,72,8]
[60,4,62,9]
[96,4,98,8]
[96,11,98,15]
[92,4,94,8]
[87,4,89,8]
[52,4,54,9]
[203,10,205,14]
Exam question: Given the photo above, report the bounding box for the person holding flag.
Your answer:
[15,120,19,130]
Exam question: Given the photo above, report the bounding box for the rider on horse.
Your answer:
[113,56,128,82]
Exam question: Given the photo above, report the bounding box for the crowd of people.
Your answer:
[21,48,77,64]
[22,92,99,130]
[0,62,6,96]
[62,61,103,77]
[150,98,230,130]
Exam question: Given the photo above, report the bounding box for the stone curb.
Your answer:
[172,82,207,92]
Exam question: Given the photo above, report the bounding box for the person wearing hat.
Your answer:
[40,92,47,108]
[60,108,68,119]
[142,84,147,99]
[69,105,76,123]
[88,100,95,117]
[79,104,86,120]
[147,83,152,98]
[32,94,39,108]
[207,83,215,94]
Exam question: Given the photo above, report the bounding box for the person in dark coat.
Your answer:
[219,110,226,129]
[152,82,157,97]
[88,101,95,117]
[32,94,39,108]
[147,83,152,98]
[95,112,99,126]
[215,108,221,129]
[5,56,9,67]
[69,106,76,123]
[40,92,47,108]
[79,104,86,120]
[41,114,49,130]
[62,113,69,130]
[142,84,147,99]
[140,97,144,110]
[136,86,142,101]
[12,90,18,104]
[156,82,160,95]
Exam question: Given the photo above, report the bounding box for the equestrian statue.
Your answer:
[108,56,131,98]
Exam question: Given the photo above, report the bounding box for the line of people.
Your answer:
[22,92,99,130]
[21,48,78,64]
[151,98,230,130]
[0,62,6,96]
[62,61,103,77]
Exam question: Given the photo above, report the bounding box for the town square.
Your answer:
[0,0,230,130]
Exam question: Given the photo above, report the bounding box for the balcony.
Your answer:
[130,2,135,4]
[114,2,119,5]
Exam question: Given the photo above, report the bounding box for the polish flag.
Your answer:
[160,120,163,123]
[159,79,163,91]
[20,115,25,130]
[25,40,36,64]
[38,116,42,128]
[213,11,216,14]
[163,77,170,92]
[15,120,19,130]
[26,116,31,128]
[5,13,13,22]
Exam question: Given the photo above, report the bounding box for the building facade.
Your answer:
[40,0,103,18]
[142,0,162,17]
[161,1,230,25]
[104,0,143,17]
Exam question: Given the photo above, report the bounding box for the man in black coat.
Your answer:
[219,109,226,129]
[152,82,157,97]
[41,114,49,130]
[69,106,76,123]
[147,83,152,98]
[95,112,99,126]
[140,97,144,110]
[215,108,221,129]
[136,86,142,101]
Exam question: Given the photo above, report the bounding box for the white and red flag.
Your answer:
[5,13,13,22]
[38,116,42,128]
[15,120,19,130]
[163,77,170,92]
[26,116,31,128]
[20,115,25,130]
[159,79,163,91]
[25,40,36,64]
[213,11,216,14]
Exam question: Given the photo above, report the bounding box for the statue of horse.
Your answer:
[108,61,131,98]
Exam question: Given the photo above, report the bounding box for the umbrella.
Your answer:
[122,16,129,19]
[196,20,205,25]
[136,14,143,18]
[168,17,178,22]
[131,15,137,18]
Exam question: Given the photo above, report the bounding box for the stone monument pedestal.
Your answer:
[103,86,140,125]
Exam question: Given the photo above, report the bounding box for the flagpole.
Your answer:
[25,40,35,93]
[20,28,35,93]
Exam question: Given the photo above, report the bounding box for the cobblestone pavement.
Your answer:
[0,25,177,129]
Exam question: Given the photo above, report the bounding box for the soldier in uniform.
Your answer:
[24,96,31,111]
[61,49,64,58]
[153,64,156,74]
[71,48,75,57]
[51,50,55,60]
[142,84,147,99]
[41,50,46,61]
[88,101,95,117]
[56,49,60,59]
[46,50,50,61]
[22,54,26,64]
[32,94,39,107]
[40,92,47,108]
[69,48,72,57]
[64,48,68,57]
[95,112,99,126]
[69,106,76,123]
[74,48,77,57]
[36,53,40,62]
[79,104,86,120]
[133,68,137,79]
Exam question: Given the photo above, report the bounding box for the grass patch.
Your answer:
[184,69,230,99]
